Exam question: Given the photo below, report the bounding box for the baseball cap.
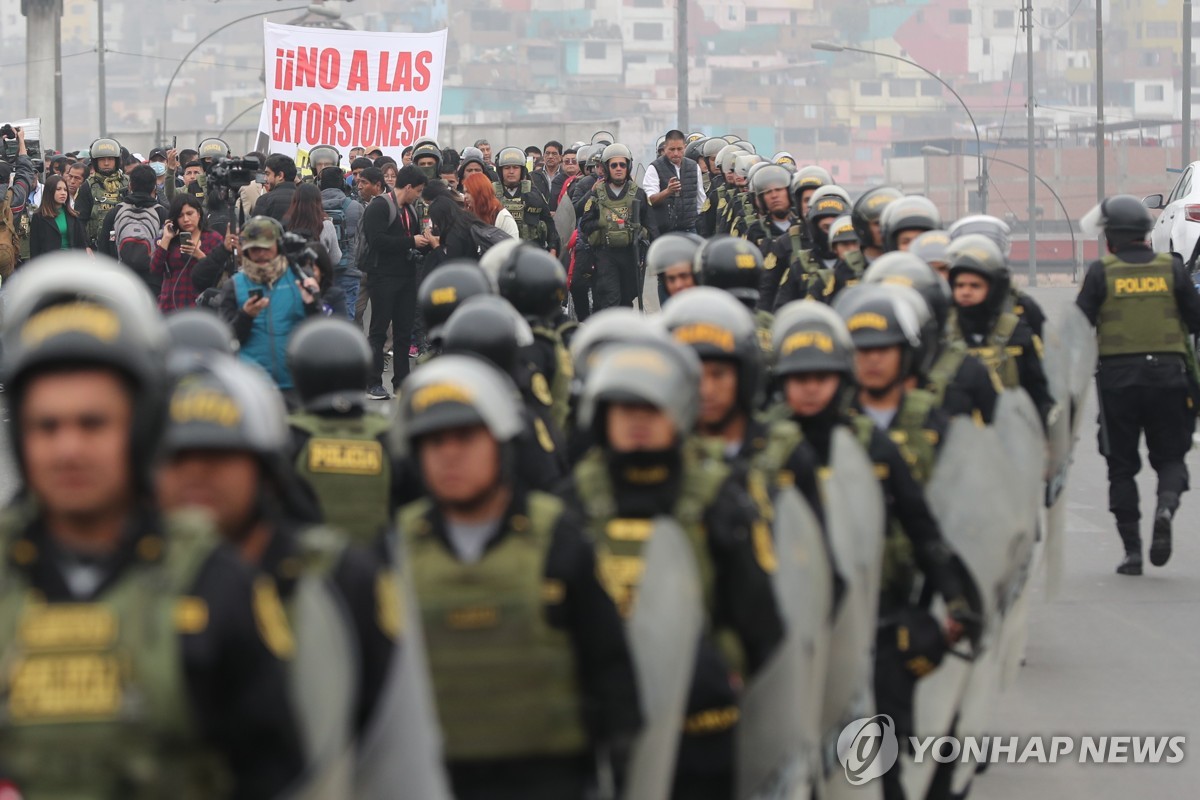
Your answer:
[240,216,283,251]
[148,148,168,162]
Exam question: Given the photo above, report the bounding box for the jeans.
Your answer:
[336,272,359,322]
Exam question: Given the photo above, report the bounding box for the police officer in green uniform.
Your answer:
[579,143,656,311]
[395,355,642,799]
[1076,195,1200,574]
[949,214,1047,338]
[0,253,304,797]
[770,302,975,796]
[850,185,903,268]
[74,137,130,248]
[863,251,999,423]
[710,146,744,235]
[769,193,851,310]
[412,140,443,182]
[417,259,495,360]
[880,195,942,253]
[562,338,785,800]
[727,154,764,240]
[945,234,1055,424]
[495,245,575,433]
[286,317,396,545]
[647,232,703,303]
[494,146,559,253]
[165,308,237,357]
[790,165,834,230]
[661,286,825,518]
[742,164,795,255]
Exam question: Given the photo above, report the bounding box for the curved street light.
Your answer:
[813,40,988,216]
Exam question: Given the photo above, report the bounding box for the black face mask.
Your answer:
[956,296,996,339]
[810,223,835,260]
[606,446,682,518]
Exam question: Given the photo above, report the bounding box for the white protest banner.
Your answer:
[258,22,447,165]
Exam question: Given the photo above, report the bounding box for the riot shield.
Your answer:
[555,194,577,271]
[623,517,704,800]
[1041,303,1097,595]
[817,427,886,800]
[289,574,357,799]
[737,487,832,800]
[355,551,454,800]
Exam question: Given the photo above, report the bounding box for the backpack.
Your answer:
[113,202,162,276]
[324,196,353,270]
[470,223,511,256]
[0,175,18,279]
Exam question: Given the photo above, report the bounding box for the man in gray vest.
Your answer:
[643,129,705,238]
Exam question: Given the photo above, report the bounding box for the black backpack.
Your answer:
[470,223,511,256]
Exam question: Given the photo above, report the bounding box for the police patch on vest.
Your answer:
[18,604,117,650]
[531,373,554,407]
[20,303,120,347]
[606,519,654,541]
[253,577,296,660]
[673,323,735,352]
[8,654,122,722]
[1114,276,1169,295]
[308,438,384,475]
[447,605,500,630]
[597,553,646,618]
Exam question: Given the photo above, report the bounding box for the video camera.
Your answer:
[207,156,261,191]
[281,231,320,273]
[0,120,42,165]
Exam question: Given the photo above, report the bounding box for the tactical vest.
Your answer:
[885,389,940,487]
[1097,253,1189,358]
[948,308,1022,390]
[86,171,129,244]
[290,411,393,545]
[587,183,641,249]
[925,342,969,408]
[745,420,805,489]
[531,326,574,435]
[650,155,698,234]
[715,185,731,233]
[495,181,549,246]
[755,309,776,366]
[401,492,588,761]
[0,507,230,797]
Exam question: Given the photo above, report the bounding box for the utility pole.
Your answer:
[24,0,63,149]
[1025,0,1037,284]
[1185,0,1193,167]
[677,0,689,132]
[1096,0,1105,204]
[98,0,107,137]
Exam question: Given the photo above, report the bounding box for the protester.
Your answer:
[463,172,518,237]
[151,194,231,312]
[27,174,88,259]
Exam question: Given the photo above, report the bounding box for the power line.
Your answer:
[1032,0,1085,32]
[0,49,96,69]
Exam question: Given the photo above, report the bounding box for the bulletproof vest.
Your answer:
[86,171,129,243]
[587,182,640,249]
[572,440,730,622]
[885,389,940,487]
[0,507,230,797]
[530,326,574,435]
[290,411,393,545]
[925,341,969,408]
[1097,253,1188,358]
[745,420,805,488]
[495,181,549,246]
[650,155,699,234]
[400,492,589,761]
[737,196,760,241]
[947,307,1021,390]
[755,308,776,367]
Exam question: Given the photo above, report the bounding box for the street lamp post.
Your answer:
[923,146,1079,279]
[813,40,988,215]
[160,4,334,145]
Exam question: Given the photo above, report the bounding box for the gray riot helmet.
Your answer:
[307,145,341,172]
[165,309,236,356]
[1080,195,1154,243]
[862,251,952,331]
[661,286,763,413]
[733,154,763,181]
[750,164,792,197]
[695,234,763,308]
[411,141,442,179]
[647,232,704,277]
[477,238,526,288]
[851,186,903,249]
[197,137,231,163]
[287,317,373,410]
[716,146,745,176]
[88,137,122,161]
[701,137,727,160]
[948,215,1013,259]
[721,134,741,144]
[880,196,943,252]
[773,151,797,169]
[569,308,672,386]
[397,354,525,450]
[828,215,859,247]
[578,339,702,441]
[946,233,1010,303]
[732,140,757,155]
[833,284,926,381]
[419,260,495,339]
[684,138,707,162]
[655,135,667,154]
[2,253,169,493]
[809,184,851,207]
[441,295,534,375]
[910,230,953,269]
[496,146,527,174]
[772,300,855,376]
[793,165,832,192]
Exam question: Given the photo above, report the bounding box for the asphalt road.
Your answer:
[970,286,1200,798]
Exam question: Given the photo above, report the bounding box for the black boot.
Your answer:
[1116,523,1142,576]
[1150,493,1178,567]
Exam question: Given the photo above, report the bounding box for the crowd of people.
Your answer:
[0,119,1195,800]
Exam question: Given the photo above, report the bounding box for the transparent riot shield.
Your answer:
[817,427,886,800]
[555,194,577,271]
[737,487,833,800]
[623,517,704,800]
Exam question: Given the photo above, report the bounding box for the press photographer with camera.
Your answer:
[216,215,322,402]
[0,123,37,277]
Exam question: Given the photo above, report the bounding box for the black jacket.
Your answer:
[98,192,168,259]
[423,221,479,271]
[531,170,568,212]
[357,193,421,278]
[27,209,88,259]
[250,182,297,223]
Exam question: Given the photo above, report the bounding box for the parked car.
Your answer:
[1144,162,1200,271]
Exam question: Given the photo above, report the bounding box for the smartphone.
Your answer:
[172,135,177,151]
[248,289,264,301]
[179,231,192,247]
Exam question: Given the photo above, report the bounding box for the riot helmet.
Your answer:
[947,215,1012,259]
[88,137,122,173]
[946,234,1010,308]
[880,195,942,252]
[833,283,927,382]
[496,246,568,325]
[661,286,763,414]
[1080,195,1154,247]
[578,339,702,442]
[828,215,859,247]
[807,194,850,258]
[851,186,903,250]
[412,141,443,180]
[772,300,856,377]
[600,143,634,183]
[197,137,231,164]
[307,144,341,173]
[695,234,763,308]
[808,184,852,207]
[732,140,757,155]
[396,354,525,452]
[441,295,534,375]
[647,232,703,276]
[569,308,671,386]
[862,251,952,331]
[165,309,236,356]
[287,317,373,410]
[418,260,495,341]
[910,230,953,272]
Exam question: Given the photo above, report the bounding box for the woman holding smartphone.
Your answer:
[152,194,235,312]
[28,175,89,260]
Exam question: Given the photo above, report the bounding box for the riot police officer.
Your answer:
[863,251,999,423]
[742,163,795,254]
[563,338,784,800]
[948,214,1047,338]
[395,355,642,799]
[695,235,775,360]
[910,229,953,277]
[286,317,396,544]
[75,137,129,248]
[494,146,559,253]
[851,185,903,266]
[790,165,834,232]
[412,140,442,181]
[880,195,942,252]
[946,234,1055,424]
[711,146,745,235]
[1076,195,1200,574]
[0,254,304,797]
[727,154,764,239]
[164,307,237,356]
[648,232,703,302]
[308,144,341,178]
[579,143,656,311]
[770,192,851,309]
[417,259,495,358]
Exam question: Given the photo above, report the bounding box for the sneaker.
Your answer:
[367,385,390,400]
[409,344,419,358]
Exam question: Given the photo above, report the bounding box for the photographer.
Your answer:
[251,154,299,223]
[0,124,38,275]
[217,216,322,400]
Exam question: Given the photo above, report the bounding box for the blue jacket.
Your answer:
[223,268,313,389]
